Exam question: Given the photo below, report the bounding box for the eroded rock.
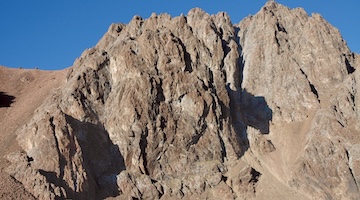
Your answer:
[5,2,360,200]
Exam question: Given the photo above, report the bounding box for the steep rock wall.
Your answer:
[5,2,360,200]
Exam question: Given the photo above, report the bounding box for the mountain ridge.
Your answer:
[1,1,360,199]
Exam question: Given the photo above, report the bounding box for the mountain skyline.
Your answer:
[2,2,360,199]
[1,0,359,70]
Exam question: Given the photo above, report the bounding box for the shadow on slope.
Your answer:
[227,84,273,159]
[0,92,15,107]
[240,89,272,134]
[40,115,125,199]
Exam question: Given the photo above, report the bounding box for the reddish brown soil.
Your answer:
[0,66,69,199]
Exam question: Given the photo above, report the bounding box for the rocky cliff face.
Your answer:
[237,3,360,200]
[5,2,360,200]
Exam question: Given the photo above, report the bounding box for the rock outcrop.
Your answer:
[4,1,360,200]
[237,3,360,200]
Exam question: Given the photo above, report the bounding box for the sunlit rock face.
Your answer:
[6,2,360,200]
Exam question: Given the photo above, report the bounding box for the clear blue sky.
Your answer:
[1,0,359,70]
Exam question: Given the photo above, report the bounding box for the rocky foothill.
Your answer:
[1,1,360,199]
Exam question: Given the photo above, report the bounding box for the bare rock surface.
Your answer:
[237,2,360,200]
[2,1,360,200]
[0,66,68,199]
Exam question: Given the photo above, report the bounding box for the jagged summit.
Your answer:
[1,2,360,200]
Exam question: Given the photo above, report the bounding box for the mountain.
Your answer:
[1,1,360,199]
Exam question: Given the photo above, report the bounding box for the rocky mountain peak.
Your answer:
[3,2,360,200]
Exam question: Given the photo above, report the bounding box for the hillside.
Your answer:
[1,2,360,199]
[0,66,68,199]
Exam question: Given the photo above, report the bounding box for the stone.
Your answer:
[3,1,360,200]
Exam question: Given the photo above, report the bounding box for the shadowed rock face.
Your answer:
[0,92,15,107]
[5,2,360,200]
